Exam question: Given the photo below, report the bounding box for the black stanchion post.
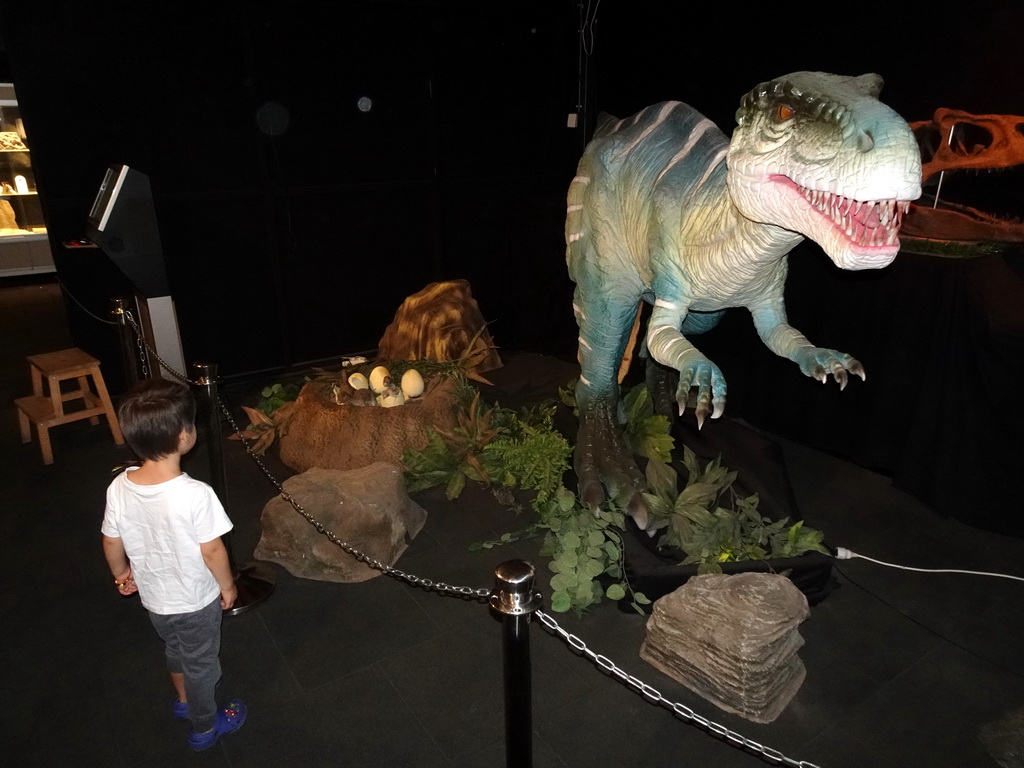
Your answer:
[491,560,543,768]
[192,361,276,616]
[111,298,141,389]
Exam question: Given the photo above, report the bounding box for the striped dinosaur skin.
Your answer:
[566,72,922,527]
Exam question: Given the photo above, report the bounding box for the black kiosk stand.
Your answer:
[80,164,274,616]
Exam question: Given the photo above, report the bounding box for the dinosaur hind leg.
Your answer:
[574,289,648,526]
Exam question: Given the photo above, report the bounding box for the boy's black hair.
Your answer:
[117,378,196,461]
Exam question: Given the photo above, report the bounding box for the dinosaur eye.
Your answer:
[776,104,795,121]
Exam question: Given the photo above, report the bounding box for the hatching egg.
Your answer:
[347,372,369,390]
[380,390,406,408]
[368,365,391,393]
[401,368,424,399]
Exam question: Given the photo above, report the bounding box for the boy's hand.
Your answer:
[114,569,138,596]
[220,583,238,611]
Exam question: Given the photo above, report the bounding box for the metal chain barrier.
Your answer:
[217,397,493,601]
[56,276,118,325]
[112,297,824,767]
[534,610,822,768]
[120,308,191,384]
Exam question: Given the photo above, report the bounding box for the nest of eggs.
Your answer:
[343,364,425,407]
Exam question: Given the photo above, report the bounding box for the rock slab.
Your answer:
[254,462,426,583]
[640,572,809,723]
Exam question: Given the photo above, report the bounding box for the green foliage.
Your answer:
[471,484,651,616]
[401,396,571,509]
[401,430,461,495]
[643,445,829,574]
[483,403,571,507]
[257,381,302,416]
[401,393,499,500]
[408,378,828,617]
[620,383,675,463]
[536,487,650,616]
[558,380,577,410]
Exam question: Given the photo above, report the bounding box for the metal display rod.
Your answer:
[491,560,543,768]
[193,361,276,616]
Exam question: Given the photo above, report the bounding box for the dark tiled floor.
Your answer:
[4,275,1024,767]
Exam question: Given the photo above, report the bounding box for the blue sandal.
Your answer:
[188,699,247,751]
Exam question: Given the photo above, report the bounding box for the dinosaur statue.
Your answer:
[565,71,922,528]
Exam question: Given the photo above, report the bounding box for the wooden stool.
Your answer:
[15,348,124,464]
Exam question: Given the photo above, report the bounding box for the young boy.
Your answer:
[101,377,247,751]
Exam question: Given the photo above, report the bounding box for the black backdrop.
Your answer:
[0,0,581,385]
[2,0,1023,533]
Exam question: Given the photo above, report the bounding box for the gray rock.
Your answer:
[254,462,426,583]
[640,572,809,723]
[981,706,1024,768]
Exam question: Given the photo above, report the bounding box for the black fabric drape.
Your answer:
[697,245,1024,536]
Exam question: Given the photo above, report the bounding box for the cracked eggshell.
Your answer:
[401,368,425,399]
[368,365,391,393]
[380,390,406,407]
[347,372,369,390]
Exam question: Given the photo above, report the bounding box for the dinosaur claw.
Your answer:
[695,403,709,430]
[835,367,848,390]
[626,495,649,530]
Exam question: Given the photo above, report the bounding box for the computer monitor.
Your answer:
[85,164,170,298]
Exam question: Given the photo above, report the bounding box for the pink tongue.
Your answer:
[851,202,882,228]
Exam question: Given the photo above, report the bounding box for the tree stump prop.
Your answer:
[376,279,502,380]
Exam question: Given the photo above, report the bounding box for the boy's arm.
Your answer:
[102,534,138,595]
[199,536,237,610]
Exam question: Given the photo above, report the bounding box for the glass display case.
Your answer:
[0,82,54,277]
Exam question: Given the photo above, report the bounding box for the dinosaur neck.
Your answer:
[671,201,804,303]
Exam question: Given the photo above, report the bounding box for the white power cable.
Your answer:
[834,547,1024,584]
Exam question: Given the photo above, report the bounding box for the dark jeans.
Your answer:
[148,597,223,732]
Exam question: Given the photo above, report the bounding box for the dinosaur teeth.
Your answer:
[799,184,904,247]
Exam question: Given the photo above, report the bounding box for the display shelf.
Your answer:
[0,82,53,277]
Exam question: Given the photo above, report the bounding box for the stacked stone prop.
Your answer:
[640,572,810,724]
[254,462,426,583]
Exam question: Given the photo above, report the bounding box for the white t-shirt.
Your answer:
[101,468,233,615]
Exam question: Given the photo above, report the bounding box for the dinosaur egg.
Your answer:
[368,366,390,393]
[347,372,369,390]
[380,390,406,408]
[401,368,424,399]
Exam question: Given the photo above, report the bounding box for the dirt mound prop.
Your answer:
[276,374,461,473]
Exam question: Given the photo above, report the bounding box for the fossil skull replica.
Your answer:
[901,108,1024,256]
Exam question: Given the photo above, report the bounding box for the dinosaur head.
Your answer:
[726,71,922,270]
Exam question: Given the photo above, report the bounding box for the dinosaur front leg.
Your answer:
[574,288,648,527]
[750,300,866,387]
[645,301,728,429]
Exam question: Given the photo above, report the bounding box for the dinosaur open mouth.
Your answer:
[796,184,910,249]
